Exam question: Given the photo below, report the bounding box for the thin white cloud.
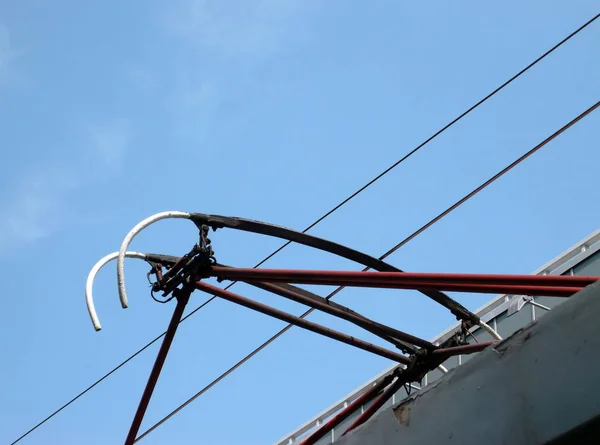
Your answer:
[0,166,80,255]
[0,120,131,256]
[86,119,131,170]
[163,0,309,59]
[0,26,131,255]
[0,27,69,255]
[160,1,315,141]
[0,24,11,69]
[164,72,218,141]
[126,66,158,91]
[0,24,22,89]
[172,76,214,111]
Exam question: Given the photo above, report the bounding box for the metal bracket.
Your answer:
[507,295,527,316]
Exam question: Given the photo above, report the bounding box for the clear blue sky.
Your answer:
[1,1,599,444]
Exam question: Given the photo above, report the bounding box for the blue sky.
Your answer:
[1,1,599,444]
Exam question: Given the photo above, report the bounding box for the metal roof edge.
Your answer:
[273,228,600,445]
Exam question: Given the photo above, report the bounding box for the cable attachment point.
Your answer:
[147,225,218,302]
[405,348,426,375]
[199,224,210,251]
[458,321,471,346]
[196,224,217,265]
[147,262,164,286]
[147,263,177,304]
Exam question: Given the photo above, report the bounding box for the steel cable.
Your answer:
[10,13,599,444]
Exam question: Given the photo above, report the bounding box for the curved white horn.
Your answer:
[479,320,502,341]
[86,251,147,331]
[117,211,191,309]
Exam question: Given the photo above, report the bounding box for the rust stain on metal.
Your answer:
[393,404,411,426]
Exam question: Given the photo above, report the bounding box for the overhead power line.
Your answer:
[135,100,600,441]
[10,12,600,445]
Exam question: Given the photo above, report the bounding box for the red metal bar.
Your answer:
[250,281,434,350]
[287,281,578,297]
[159,253,189,283]
[431,341,495,358]
[124,288,191,445]
[342,375,407,436]
[247,280,579,297]
[210,267,596,286]
[340,341,496,436]
[208,267,587,297]
[299,372,396,445]
[194,281,411,364]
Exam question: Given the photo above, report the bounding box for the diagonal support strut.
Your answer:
[124,287,191,445]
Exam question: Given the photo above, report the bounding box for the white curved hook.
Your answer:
[117,211,191,310]
[479,320,502,341]
[86,251,147,331]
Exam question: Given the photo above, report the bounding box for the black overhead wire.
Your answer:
[134,99,600,441]
[10,12,600,445]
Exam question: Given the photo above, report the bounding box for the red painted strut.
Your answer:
[248,280,434,350]
[209,267,596,297]
[342,375,407,436]
[299,372,396,445]
[124,288,191,445]
[431,342,494,359]
[194,281,412,364]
